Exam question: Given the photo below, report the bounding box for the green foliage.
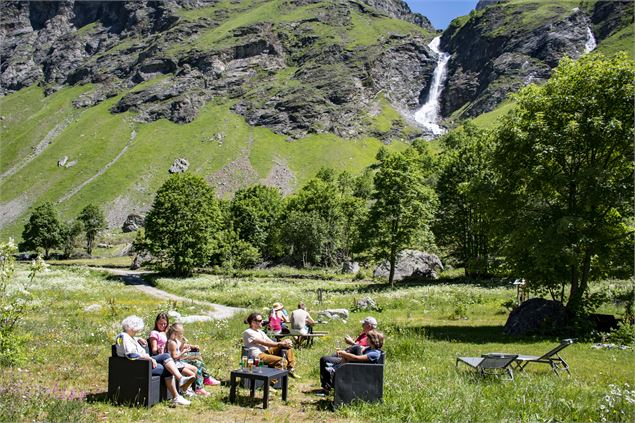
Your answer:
[211,229,261,270]
[77,204,106,256]
[281,169,368,267]
[365,147,438,286]
[60,220,83,259]
[230,184,283,259]
[607,322,635,345]
[435,123,495,277]
[19,202,63,258]
[491,53,635,313]
[145,173,223,276]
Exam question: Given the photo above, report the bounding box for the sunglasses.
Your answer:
[255,319,263,323]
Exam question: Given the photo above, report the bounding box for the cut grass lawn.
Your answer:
[1,265,633,422]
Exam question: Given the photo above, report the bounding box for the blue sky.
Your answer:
[405,0,479,30]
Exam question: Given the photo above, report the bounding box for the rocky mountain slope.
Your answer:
[0,0,632,239]
[440,0,634,119]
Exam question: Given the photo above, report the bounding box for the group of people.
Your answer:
[115,313,220,406]
[267,302,316,335]
[115,305,384,405]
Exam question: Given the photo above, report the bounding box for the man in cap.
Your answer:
[318,316,378,393]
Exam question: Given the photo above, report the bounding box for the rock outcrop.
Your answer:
[503,298,569,336]
[373,250,443,281]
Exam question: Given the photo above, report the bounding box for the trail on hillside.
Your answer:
[95,267,245,320]
[0,116,76,181]
[57,128,137,204]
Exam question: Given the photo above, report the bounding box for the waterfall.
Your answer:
[584,26,596,53]
[414,37,450,136]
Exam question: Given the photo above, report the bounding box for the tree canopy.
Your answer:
[19,202,63,258]
[77,204,106,255]
[491,53,634,313]
[145,173,222,276]
[366,148,438,286]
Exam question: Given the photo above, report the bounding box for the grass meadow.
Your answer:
[0,264,633,422]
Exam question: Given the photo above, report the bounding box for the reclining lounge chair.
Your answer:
[456,353,518,380]
[513,338,574,376]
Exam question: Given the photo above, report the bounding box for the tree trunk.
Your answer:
[566,248,593,313]
[389,246,397,288]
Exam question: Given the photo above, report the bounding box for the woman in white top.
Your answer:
[114,315,195,406]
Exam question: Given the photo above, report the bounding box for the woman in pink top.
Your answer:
[149,312,169,355]
[268,302,289,334]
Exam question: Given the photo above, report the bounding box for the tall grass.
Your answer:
[0,265,632,421]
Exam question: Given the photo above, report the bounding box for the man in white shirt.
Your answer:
[290,302,315,335]
[242,312,300,378]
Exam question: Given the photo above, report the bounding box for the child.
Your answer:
[166,323,209,397]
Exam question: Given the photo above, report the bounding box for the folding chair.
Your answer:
[456,353,518,380]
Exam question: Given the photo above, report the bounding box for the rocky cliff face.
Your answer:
[0,0,435,140]
[439,0,633,119]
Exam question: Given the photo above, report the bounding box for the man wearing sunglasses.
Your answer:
[243,312,300,378]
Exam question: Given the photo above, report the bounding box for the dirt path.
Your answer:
[94,267,245,321]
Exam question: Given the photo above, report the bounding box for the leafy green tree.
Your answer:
[230,185,283,259]
[19,202,63,258]
[491,53,634,313]
[60,220,83,258]
[282,209,331,267]
[366,148,438,286]
[77,204,106,255]
[435,123,495,277]
[145,173,222,276]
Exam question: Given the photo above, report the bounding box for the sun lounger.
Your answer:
[513,338,574,375]
[456,353,518,380]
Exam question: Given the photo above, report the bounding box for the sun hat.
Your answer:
[272,302,284,311]
[360,316,378,328]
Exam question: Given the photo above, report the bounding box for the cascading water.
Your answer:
[414,36,450,136]
[584,26,596,52]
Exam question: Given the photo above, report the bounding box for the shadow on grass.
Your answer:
[85,392,109,404]
[386,323,561,345]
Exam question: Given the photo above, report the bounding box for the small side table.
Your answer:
[229,367,289,409]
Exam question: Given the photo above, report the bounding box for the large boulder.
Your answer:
[317,308,349,322]
[373,250,443,281]
[122,213,144,232]
[503,298,570,336]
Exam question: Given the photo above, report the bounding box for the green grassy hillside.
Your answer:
[0,84,407,240]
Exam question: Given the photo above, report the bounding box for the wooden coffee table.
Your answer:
[229,367,288,409]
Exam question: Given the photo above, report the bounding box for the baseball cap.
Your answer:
[360,316,378,328]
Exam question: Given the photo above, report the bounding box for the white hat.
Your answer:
[361,316,378,328]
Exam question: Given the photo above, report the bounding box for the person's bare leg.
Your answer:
[165,376,179,398]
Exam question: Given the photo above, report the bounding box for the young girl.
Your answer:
[149,312,169,355]
[167,323,218,396]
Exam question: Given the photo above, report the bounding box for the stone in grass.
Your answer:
[355,297,380,311]
[342,261,360,274]
[178,315,212,324]
[373,249,443,281]
[122,213,144,232]
[84,304,102,312]
[503,298,569,336]
[318,309,349,322]
[169,158,189,173]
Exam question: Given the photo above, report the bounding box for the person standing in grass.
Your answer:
[318,330,385,394]
[243,312,301,378]
[115,315,194,406]
[318,316,378,390]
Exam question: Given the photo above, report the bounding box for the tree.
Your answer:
[491,53,634,313]
[230,185,283,259]
[435,123,495,277]
[366,148,438,287]
[145,173,222,276]
[77,204,106,255]
[19,202,63,258]
[60,220,83,258]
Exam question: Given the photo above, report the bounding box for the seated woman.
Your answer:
[115,315,195,406]
[149,312,221,389]
[268,302,289,335]
[242,312,300,378]
[319,330,385,394]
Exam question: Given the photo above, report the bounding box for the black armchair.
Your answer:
[333,351,385,408]
[107,345,173,407]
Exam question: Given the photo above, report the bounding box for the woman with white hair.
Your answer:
[115,315,195,406]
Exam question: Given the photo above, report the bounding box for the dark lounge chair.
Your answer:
[456,353,518,380]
